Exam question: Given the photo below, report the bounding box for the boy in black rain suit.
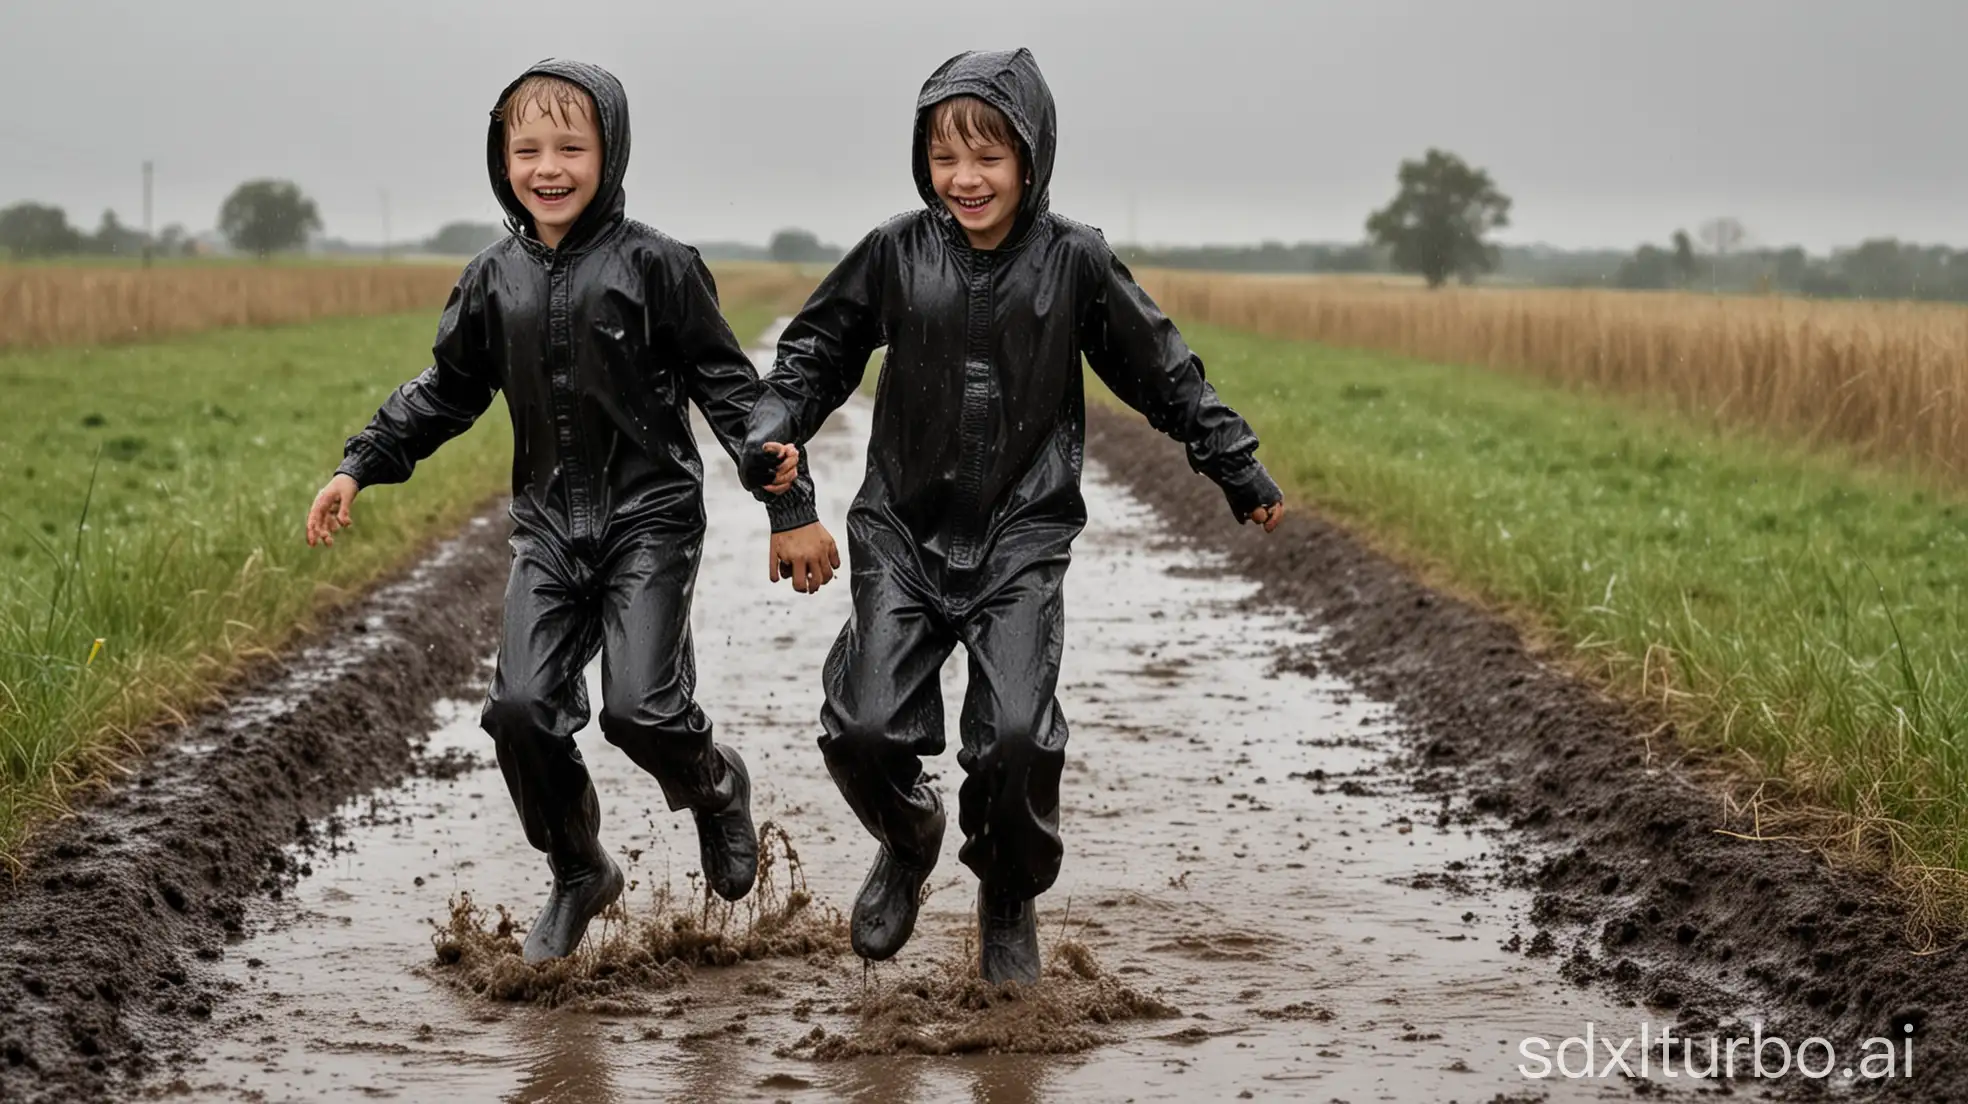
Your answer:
[306,60,818,962]
[750,48,1286,984]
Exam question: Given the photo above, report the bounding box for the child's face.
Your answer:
[504,96,602,248]
[927,130,1024,251]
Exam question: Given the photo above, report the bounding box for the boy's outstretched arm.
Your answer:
[667,249,822,539]
[744,225,888,454]
[1080,242,1286,532]
[307,258,498,547]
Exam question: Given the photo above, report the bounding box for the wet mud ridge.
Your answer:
[0,504,514,1102]
[1087,403,1967,1100]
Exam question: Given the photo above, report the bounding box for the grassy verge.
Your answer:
[1095,324,1968,927]
[0,303,783,864]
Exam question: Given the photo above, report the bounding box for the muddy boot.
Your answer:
[850,798,944,961]
[693,745,759,902]
[977,883,1041,986]
[522,850,624,964]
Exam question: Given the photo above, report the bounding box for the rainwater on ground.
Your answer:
[159,328,1698,1102]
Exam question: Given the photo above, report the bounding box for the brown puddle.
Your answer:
[154,328,1703,1101]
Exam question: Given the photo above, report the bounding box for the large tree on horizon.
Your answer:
[219,180,322,258]
[1365,149,1512,288]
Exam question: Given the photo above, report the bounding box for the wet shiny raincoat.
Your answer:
[336,59,810,875]
[750,48,1281,900]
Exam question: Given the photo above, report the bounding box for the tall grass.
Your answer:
[0,264,465,351]
[1135,270,1968,488]
[0,257,826,353]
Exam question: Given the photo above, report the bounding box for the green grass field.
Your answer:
[0,303,781,863]
[1108,324,1968,919]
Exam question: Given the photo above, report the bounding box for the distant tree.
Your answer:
[1671,230,1697,286]
[1697,217,1746,257]
[90,210,149,257]
[424,221,505,256]
[219,180,322,258]
[1771,246,1810,291]
[1615,245,1674,290]
[0,202,85,258]
[156,223,188,256]
[1364,149,1511,288]
[767,227,842,264]
[1839,238,1918,300]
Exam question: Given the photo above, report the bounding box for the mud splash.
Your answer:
[428,823,849,1010]
[783,939,1180,1060]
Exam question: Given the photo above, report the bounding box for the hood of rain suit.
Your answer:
[755,47,1277,594]
[911,47,1057,254]
[487,58,632,255]
[338,58,816,545]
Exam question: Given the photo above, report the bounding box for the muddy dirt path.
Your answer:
[127,327,1711,1104]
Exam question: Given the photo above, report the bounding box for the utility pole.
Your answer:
[142,160,153,268]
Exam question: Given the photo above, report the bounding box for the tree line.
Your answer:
[10,163,1964,305]
[1,175,847,270]
[0,180,497,262]
[1605,230,1968,302]
[1116,149,1968,306]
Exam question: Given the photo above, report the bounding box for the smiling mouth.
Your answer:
[534,187,574,202]
[951,195,993,214]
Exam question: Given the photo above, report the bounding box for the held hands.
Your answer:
[1246,501,1285,533]
[306,474,360,547]
[769,522,841,594]
[757,443,801,495]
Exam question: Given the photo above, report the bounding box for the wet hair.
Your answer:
[926,95,1021,162]
[496,75,597,140]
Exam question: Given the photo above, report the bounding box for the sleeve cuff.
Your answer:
[1216,459,1282,521]
[765,483,820,533]
[335,439,406,489]
[334,446,378,489]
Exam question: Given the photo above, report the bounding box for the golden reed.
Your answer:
[1135,269,1968,482]
[0,260,825,353]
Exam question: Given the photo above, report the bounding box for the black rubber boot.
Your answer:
[850,801,945,962]
[693,745,759,902]
[978,882,1041,986]
[521,850,624,964]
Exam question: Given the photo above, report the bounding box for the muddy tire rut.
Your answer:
[0,509,515,1102]
[1086,401,1965,1100]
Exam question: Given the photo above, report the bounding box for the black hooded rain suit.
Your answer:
[336,60,817,877]
[749,49,1281,902]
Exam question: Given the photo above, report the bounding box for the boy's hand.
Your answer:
[769,522,841,594]
[306,474,360,547]
[756,442,802,495]
[1247,501,1285,533]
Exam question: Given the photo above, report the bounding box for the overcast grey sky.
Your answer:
[4,0,1962,253]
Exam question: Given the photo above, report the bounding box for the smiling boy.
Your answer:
[305,60,823,962]
[751,48,1285,984]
